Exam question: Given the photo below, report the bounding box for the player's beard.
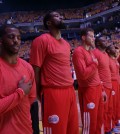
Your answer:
[57,22,66,29]
[110,50,116,57]
[2,43,20,56]
[102,44,108,49]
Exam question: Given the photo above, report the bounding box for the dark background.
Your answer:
[0,0,100,12]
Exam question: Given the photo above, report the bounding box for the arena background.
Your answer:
[0,0,119,133]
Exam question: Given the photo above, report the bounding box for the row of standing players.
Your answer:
[0,11,120,134]
[73,29,120,134]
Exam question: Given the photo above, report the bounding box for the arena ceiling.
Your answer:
[0,0,101,13]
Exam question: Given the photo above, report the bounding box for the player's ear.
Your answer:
[46,21,51,27]
[81,35,86,41]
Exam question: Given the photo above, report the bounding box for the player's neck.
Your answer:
[98,47,106,52]
[83,43,91,51]
[50,30,61,40]
[1,53,18,64]
[110,55,116,59]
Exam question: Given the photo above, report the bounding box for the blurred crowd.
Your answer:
[0,0,119,25]
[18,28,120,61]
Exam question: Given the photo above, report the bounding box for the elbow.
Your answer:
[77,72,89,80]
[81,75,88,80]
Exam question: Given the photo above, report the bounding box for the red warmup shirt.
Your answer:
[117,56,120,84]
[30,33,73,87]
[93,49,112,89]
[109,57,119,81]
[72,46,100,87]
[0,58,36,134]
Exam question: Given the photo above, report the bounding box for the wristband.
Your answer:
[17,88,25,96]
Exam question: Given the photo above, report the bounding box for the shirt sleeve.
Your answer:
[30,36,48,67]
[0,89,24,115]
[72,49,98,80]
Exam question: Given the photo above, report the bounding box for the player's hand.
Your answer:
[90,51,98,65]
[93,58,98,65]
[18,76,32,95]
[92,55,98,65]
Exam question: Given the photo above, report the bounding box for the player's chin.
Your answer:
[91,42,95,47]
[14,46,20,51]
[13,49,19,54]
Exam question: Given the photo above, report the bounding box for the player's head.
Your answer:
[114,45,120,58]
[95,36,108,50]
[81,28,95,47]
[106,44,116,57]
[0,24,21,55]
[43,11,65,30]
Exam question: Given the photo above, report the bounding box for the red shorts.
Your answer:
[41,86,79,134]
[78,85,103,134]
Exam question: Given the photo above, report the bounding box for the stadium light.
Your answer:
[0,0,3,4]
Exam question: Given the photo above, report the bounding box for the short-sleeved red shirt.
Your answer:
[30,33,73,87]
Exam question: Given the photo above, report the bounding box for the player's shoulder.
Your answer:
[32,33,50,49]
[33,33,50,42]
[93,48,100,54]
[74,45,83,53]
[19,58,33,71]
